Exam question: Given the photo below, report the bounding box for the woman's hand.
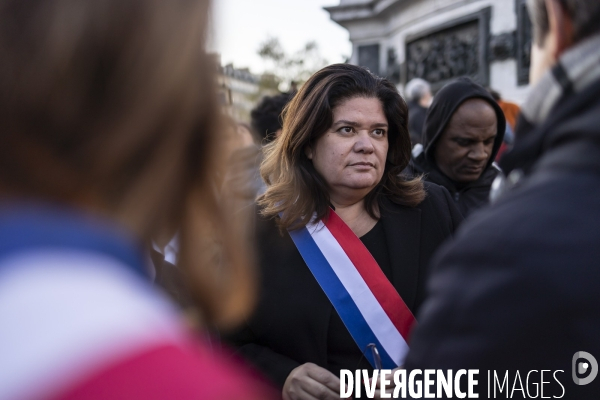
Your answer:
[282,363,344,400]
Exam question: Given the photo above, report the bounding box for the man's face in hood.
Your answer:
[434,99,498,184]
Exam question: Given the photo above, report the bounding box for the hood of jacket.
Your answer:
[422,77,506,170]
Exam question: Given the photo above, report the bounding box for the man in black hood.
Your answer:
[403,0,600,398]
[410,77,506,217]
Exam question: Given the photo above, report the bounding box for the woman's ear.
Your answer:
[305,145,313,160]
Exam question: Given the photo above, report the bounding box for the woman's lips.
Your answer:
[350,162,374,167]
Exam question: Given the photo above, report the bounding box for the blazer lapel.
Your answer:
[379,198,422,312]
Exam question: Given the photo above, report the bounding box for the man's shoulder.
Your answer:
[420,169,600,342]
[446,168,600,269]
[407,168,600,386]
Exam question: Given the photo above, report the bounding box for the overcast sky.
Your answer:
[210,0,352,74]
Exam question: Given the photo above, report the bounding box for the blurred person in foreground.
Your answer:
[224,64,462,399]
[409,77,506,218]
[404,78,432,147]
[404,0,600,397]
[0,0,276,399]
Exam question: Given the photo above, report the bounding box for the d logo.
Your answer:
[572,351,598,385]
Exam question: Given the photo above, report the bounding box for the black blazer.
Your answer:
[224,182,463,388]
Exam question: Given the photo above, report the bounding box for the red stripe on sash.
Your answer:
[323,209,417,340]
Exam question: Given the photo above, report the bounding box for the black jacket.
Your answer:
[224,183,462,388]
[409,77,505,218]
[404,70,600,398]
[411,152,500,218]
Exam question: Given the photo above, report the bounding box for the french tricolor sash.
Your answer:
[288,209,416,369]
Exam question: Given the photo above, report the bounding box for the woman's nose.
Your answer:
[354,131,375,153]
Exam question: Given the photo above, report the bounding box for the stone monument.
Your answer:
[326,0,532,102]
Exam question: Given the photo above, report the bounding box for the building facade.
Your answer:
[218,63,261,122]
[326,0,531,103]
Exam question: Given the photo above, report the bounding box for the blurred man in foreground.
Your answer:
[405,0,600,398]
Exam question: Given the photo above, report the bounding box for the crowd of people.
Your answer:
[0,0,599,399]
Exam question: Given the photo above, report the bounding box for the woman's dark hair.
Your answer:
[259,64,425,231]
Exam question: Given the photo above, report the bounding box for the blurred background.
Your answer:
[210,0,531,123]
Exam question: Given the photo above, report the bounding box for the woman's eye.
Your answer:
[373,129,385,136]
[339,127,353,134]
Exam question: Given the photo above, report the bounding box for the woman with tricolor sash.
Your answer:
[224,64,463,399]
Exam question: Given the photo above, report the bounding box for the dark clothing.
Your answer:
[408,77,506,218]
[224,183,462,388]
[327,220,391,374]
[358,219,392,281]
[410,149,500,217]
[408,100,427,145]
[404,36,600,399]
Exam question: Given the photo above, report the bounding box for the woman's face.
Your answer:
[306,96,389,203]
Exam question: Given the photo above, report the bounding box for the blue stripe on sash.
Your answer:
[289,225,396,369]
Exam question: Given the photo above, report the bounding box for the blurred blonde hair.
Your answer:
[0,0,253,328]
